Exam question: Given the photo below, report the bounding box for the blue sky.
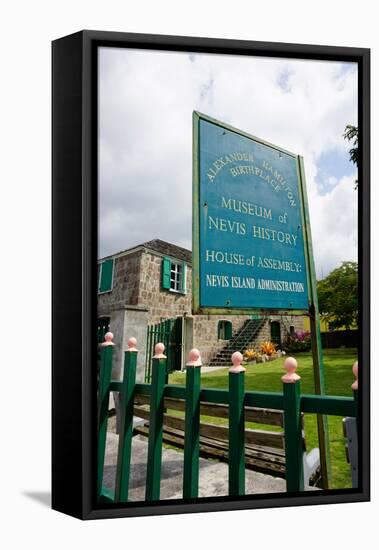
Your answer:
[316,148,356,195]
[99,48,358,278]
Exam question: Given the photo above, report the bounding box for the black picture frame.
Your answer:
[52,30,370,520]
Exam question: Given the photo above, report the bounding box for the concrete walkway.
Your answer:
[103,432,291,501]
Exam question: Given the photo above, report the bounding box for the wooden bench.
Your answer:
[133,394,321,486]
[342,417,358,488]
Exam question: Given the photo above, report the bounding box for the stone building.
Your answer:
[98,239,304,382]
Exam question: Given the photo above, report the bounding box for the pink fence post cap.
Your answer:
[186,348,202,367]
[126,337,138,352]
[101,332,115,347]
[229,351,246,373]
[352,361,358,390]
[281,356,300,383]
[153,342,167,359]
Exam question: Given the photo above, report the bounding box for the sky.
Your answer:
[98,47,358,278]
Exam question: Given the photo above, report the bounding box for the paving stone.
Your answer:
[103,432,293,501]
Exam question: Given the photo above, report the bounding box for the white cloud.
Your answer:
[99,47,358,277]
[308,175,358,277]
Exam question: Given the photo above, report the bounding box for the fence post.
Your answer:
[114,337,138,502]
[282,356,304,492]
[97,332,115,499]
[228,351,246,496]
[145,342,167,501]
[348,361,359,488]
[183,348,202,499]
[145,325,151,383]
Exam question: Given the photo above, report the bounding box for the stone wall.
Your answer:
[192,314,305,365]
[98,250,142,315]
[137,251,192,324]
[98,247,307,369]
[98,249,192,321]
[193,314,250,364]
[254,315,305,349]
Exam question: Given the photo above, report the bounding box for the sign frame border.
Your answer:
[192,111,332,485]
[192,110,312,316]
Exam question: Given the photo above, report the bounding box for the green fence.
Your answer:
[97,334,358,503]
[145,318,182,383]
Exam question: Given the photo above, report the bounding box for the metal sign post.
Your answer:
[298,155,331,488]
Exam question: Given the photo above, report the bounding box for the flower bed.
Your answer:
[283,330,311,353]
[244,341,286,364]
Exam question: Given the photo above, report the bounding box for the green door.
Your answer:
[168,317,183,371]
[145,317,184,382]
[270,321,281,347]
[97,317,110,344]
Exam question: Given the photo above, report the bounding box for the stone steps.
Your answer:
[208,318,267,366]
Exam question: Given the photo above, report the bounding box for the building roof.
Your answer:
[100,239,192,264]
[142,239,192,263]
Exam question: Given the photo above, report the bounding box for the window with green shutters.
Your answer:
[161,257,186,294]
[161,257,171,290]
[98,259,114,293]
[218,320,233,340]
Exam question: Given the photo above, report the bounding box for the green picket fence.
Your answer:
[144,318,183,383]
[97,333,358,503]
[144,319,172,383]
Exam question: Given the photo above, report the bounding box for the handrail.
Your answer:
[230,316,267,346]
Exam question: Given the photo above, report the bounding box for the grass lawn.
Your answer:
[168,347,358,489]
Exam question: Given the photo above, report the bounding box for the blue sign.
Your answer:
[194,112,310,311]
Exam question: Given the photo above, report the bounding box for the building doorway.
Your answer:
[145,317,183,382]
[270,321,281,348]
[97,316,110,344]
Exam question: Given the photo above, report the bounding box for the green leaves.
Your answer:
[343,124,358,189]
[317,261,358,330]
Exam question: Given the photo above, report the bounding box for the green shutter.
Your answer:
[162,257,171,289]
[181,262,187,294]
[219,320,233,340]
[98,263,103,292]
[99,259,114,293]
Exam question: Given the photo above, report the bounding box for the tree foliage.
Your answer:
[317,261,358,330]
[343,124,358,189]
